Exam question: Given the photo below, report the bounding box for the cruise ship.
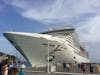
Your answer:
[3,26,90,67]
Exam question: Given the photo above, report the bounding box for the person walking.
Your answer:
[81,63,86,75]
[77,63,81,69]
[89,64,93,73]
[0,60,4,75]
[0,63,2,75]
[63,62,66,71]
[11,67,19,75]
[19,64,26,75]
[66,63,70,72]
[2,59,8,75]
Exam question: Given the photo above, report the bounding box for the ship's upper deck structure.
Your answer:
[41,26,89,59]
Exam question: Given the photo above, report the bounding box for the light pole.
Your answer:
[47,40,50,74]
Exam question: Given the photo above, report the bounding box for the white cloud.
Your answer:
[77,15,100,42]
[2,0,100,24]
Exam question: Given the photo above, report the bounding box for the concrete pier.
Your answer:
[25,72,100,75]
[25,63,100,75]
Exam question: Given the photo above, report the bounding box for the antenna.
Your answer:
[10,27,13,32]
[7,25,13,32]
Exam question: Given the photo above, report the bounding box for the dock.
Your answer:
[25,72,100,75]
[25,63,100,75]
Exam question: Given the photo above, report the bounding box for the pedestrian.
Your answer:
[77,63,81,69]
[19,64,26,75]
[11,67,19,75]
[89,64,93,73]
[8,61,14,75]
[0,60,5,75]
[66,63,70,72]
[81,63,86,74]
[2,59,8,75]
[63,62,66,71]
[0,63,2,75]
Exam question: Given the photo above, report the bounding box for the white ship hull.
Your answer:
[3,32,89,67]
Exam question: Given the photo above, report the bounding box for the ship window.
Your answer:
[49,44,55,47]
[42,43,55,47]
[61,47,63,48]
[42,43,48,46]
[73,56,76,59]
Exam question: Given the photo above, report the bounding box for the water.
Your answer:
[13,62,32,68]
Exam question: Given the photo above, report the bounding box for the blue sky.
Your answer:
[0,0,100,62]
